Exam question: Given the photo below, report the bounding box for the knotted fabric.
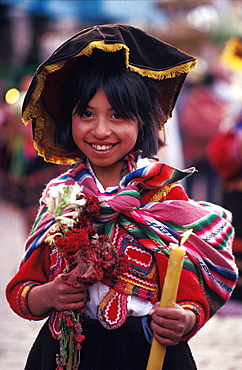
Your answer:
[21,160,238,334]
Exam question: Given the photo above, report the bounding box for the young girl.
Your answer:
[6,24,238,370]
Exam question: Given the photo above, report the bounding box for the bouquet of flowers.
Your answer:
[44,183,126,370]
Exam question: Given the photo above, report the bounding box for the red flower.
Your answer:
[84,196,100,218]
[76,343,82,351]
[54,192,127,370]
[75,333,85,343]
[65,316,74,327]
[58,311,74,327]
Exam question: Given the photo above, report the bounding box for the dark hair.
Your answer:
[55,49,166,158]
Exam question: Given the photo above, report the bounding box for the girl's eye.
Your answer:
[83,110,93,118]
[113,112,122,119]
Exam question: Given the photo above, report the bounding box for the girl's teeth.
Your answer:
[92,144,112,151]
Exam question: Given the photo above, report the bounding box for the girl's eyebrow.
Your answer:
[86,104,114,111]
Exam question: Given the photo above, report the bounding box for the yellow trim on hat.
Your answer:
[22,40,197,124]
[129,60,197,80]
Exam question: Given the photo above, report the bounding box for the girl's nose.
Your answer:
[92,117,111,138]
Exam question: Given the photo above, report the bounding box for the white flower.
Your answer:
[49,183,66,199]
[69,183,85,202]
[45,182,88,236]
[45,197,56,214]
[56,215,76,229]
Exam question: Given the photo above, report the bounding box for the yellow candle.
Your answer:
[146,229,192,370]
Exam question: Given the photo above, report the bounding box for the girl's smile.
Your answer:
[72,89,139,185]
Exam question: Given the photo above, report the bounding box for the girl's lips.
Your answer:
[89,143,117,152]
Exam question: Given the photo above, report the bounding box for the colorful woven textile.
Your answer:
[21,160,238,323]
[22,161,194,261]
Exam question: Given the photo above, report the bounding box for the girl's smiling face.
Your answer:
[72,89,139,180]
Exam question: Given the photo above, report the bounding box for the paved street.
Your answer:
[1,200,242,369]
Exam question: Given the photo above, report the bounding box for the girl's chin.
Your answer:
[90,158,125,170]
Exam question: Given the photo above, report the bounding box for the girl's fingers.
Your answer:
[150,302,193,346]
[56,291,88,311]
[151,319,184,346]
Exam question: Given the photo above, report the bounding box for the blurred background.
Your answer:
[0,1,242,369]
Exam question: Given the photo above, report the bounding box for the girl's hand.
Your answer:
[28,275,88,317]
[149,302,196,346]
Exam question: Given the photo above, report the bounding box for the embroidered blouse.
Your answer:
[85,157,154,319]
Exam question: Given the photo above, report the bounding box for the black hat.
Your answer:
[22,24,197,164]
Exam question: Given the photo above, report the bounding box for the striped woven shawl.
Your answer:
[22,160,238,318]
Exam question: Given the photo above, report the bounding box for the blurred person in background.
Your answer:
[207,37,242,304]
[0,74,69,233]
[178,69,227,203]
